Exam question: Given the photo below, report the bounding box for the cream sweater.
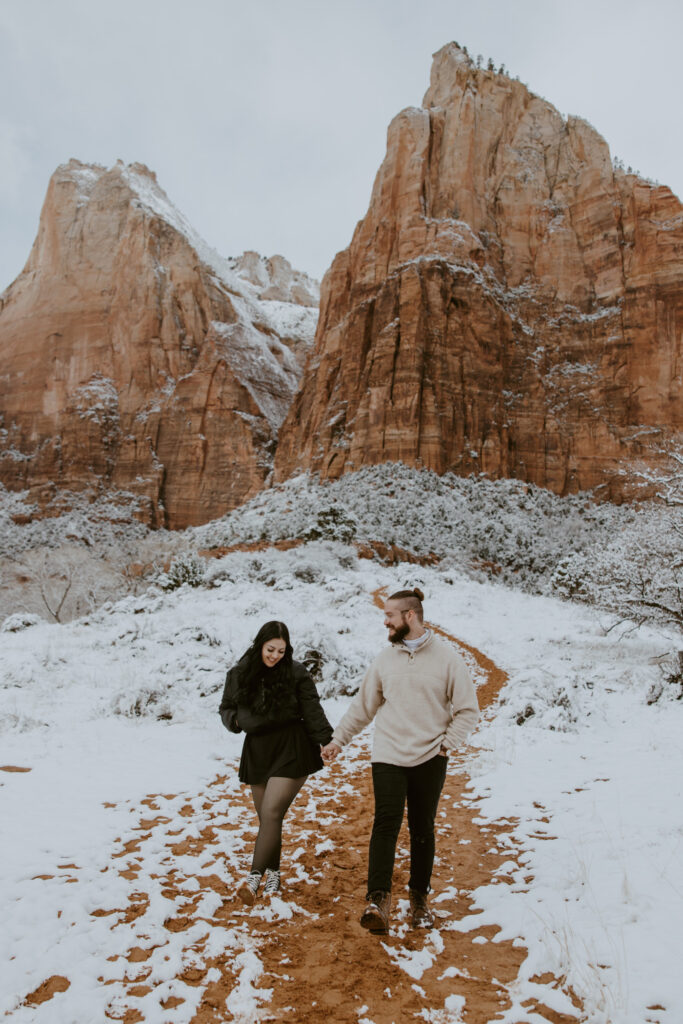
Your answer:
[332,633,479,767]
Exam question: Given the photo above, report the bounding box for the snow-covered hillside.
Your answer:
[1,542,681,1022]
[194,464,683,641]
[2,464,682,661]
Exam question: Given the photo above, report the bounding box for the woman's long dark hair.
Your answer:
[237,621,294,713]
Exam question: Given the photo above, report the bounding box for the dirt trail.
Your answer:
[23,591,582,1023]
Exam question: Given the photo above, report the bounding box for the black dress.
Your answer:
[219,658,333,784]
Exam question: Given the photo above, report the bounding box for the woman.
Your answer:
[219,620,333,904]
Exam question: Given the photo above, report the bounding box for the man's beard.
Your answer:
[388,623,410,644]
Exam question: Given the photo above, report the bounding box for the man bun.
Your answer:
[412,587,424,602]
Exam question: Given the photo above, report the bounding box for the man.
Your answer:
[321,587,479,933]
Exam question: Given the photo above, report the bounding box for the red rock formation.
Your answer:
[0,161,318,528]
[274,43,683,497]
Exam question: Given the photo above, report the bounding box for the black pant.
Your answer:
[367,754,447,895]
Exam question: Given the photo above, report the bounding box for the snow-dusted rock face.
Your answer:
[275,42,683,497]
[0,160,318,528]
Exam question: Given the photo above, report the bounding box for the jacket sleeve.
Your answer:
[331,659,384,747]
[295,665,333,745]
[218,666,242,733]
[443,652,479,750]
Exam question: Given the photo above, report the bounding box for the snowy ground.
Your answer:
[1,542,681,1022]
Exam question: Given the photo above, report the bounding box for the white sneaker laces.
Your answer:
[263,869,281,896]
[244,870,262,895]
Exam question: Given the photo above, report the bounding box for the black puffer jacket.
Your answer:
[219,657,333,745]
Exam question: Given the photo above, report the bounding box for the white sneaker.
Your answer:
[236,870,262,906]
[262,868,281,896]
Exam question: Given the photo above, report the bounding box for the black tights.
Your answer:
[249,775,307,873]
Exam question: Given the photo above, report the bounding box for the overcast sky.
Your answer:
[1,0,681,291]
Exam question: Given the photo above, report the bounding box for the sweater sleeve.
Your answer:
[218,666,242,733]
[295,665,333,745]
[443,654,480,750]
[332,659,384,747]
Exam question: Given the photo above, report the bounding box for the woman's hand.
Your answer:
[321,741,341,763]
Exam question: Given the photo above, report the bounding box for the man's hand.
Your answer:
[321,741,342,763]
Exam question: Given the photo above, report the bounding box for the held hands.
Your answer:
[321,741,342,763]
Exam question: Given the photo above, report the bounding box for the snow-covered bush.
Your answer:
[496,670,591,732]
[204,542,358,591]
[1,612,42,633]
[553,507,683,633]
[111,685,173,720]
[550,555,592,600]
[157,553,206,591]
[290,620,370,698]
[647,651,683,704]
[303,507,358,544]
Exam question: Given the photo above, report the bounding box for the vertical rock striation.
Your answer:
[0,161,318,527]
[274,44,683,497]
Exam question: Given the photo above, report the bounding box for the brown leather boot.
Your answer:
[360,890,392,933]
[409,888,435,928]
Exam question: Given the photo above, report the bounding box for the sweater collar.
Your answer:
[393,629,434,655]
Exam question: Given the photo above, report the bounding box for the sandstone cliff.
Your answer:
[274,44,683,497]
[0,161,318,528]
